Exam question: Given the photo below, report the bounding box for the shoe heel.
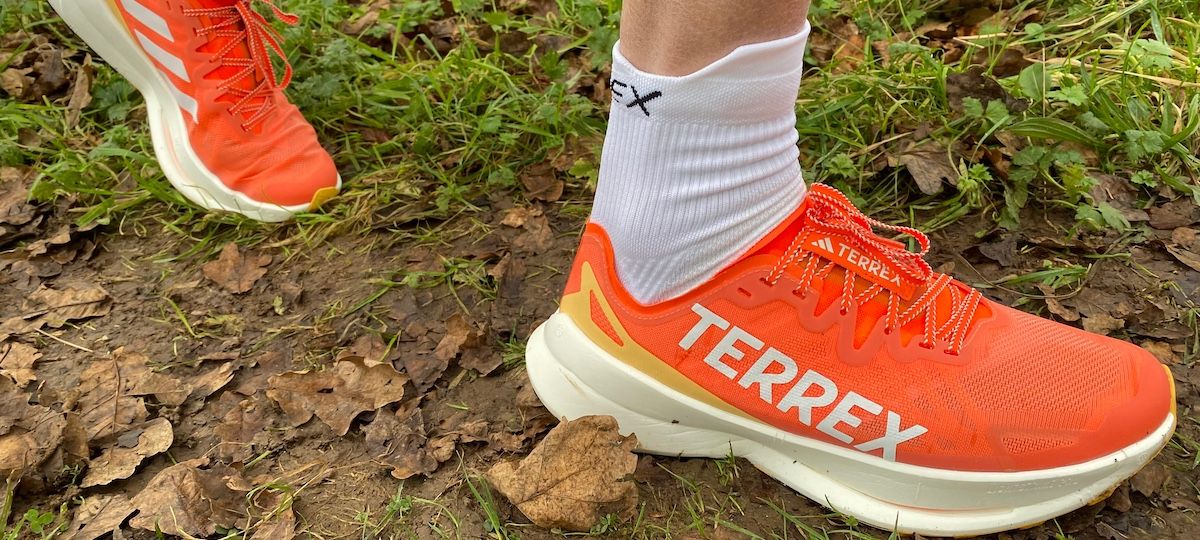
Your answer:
[525,319,732,459]
[49,0,156,93]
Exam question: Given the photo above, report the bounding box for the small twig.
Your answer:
[34,327,94,353]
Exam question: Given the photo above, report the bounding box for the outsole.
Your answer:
[525,312,1176,537]
[48,0,340,222]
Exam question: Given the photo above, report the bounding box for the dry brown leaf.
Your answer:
[81,418,173,488]
[435,314,476,362]
[1165,244,1200,273]
[896,142,957,196]
[340,333,391,367]
[0,341,40,388]
[487,415,638,532]
[215,394,273,463]
[512,212,553,254]
[521,163,564,202]
[0,380,66,481]
[109,349,191,406]
[364,407,439,479]
[1130,462,1170,498]
[0,167,40,229]
[62,494,136,540]
[187,362,237,402]
[64,54,94,128]
[500,207,538,228]
[75,353,151,441]
[267,358,407,436]
[129,459,247,537]
[1081,313,1125,335]
[202,242,272,294]
[1148,199,1199,230]
[20,282,112,331]
[1140,341,1179,364]
[248,496,296,540]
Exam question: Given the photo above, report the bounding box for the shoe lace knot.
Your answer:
[183,0,299,130]
[765,185,983,355]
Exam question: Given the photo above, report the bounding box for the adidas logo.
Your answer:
[808,235,904,289]
[811,237,835,252]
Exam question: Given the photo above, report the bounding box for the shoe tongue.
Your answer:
[799,186,923,299]
[189,0,272,118]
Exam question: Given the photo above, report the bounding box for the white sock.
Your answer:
[590,24,810,305]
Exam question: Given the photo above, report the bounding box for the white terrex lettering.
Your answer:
[679,304,927,461]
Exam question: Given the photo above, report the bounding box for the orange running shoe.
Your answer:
[49,0,340,222]
[526,184,1176,536]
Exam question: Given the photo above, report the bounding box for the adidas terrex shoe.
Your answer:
[526,184,1176,537]
[50,0,340,222]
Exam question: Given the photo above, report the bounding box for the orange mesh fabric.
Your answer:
[589,291,624,346]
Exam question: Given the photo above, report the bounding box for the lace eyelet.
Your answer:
[918,341,934,350]
[883,327,893,335]
[838,308,849,316]
[791,290,805,299]
[943,348,959,356]
[759,277,773,287]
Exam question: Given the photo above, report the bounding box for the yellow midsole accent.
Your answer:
[308,186,339,210]
[560,262,754,420]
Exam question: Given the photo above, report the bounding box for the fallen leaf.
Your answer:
[512,212,553,254]
[487,415,638,532]
[364,407,439,479]
[267,358,407,435]
[521,163,564,202]
[129,458,246,537]
[64,54,93,128]
[75,352,152,441]
[81,418,173,488]
[62,494,136,540]
[946,65,1023,113]
[248,492,296,540]
[0,379,66,481]
[808,18,865,72]
[1081,313,1124,335]
[0,341,40,388]
[187,362,238,402]
[1130,462,1170,498]
[896,142,957,195]
[0,167,40,230]
[1165,244,1200,273]
[435,314,480,362]
[202,242,272,294]
[1140,341,1178,364]
[340,333,391,367]
[1148,199,1198,230]
[215,394,272,463]
[1106,482,1132,513]
[8,282,112,335]
[501,207,538,228]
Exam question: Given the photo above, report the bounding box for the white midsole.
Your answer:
[49,0,338,222]
[525,311,1174,536]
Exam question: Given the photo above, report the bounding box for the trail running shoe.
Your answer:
[49,0,340,222]
[526,183,1176,537]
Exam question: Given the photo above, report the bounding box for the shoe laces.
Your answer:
[764,185,984,355]
[183,0,298,130]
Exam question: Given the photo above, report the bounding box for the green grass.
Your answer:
[4,0,1197,254]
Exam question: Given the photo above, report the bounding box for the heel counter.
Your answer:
[561,223,630,348]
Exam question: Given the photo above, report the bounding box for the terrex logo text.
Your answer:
[680,304,927,461]
[811,236,904,288]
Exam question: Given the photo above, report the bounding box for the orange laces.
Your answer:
[766,186,983,355]
[183,0,298,129]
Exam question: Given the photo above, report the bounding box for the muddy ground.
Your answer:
[3,176,1200,539]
